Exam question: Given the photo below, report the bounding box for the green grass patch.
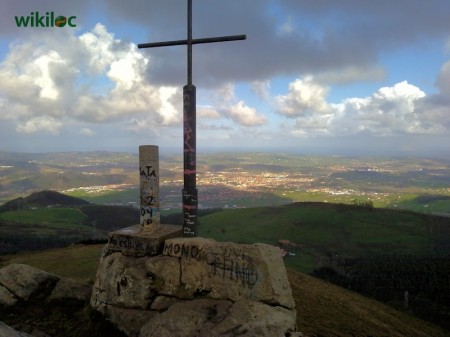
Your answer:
[198,203,449,273]
[0,207,86,226]
[0,244,104,282]
[66,188,138,204]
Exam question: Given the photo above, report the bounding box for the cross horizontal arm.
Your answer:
[138,34,246,49]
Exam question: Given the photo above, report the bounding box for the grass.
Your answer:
[2,202,449,273]
[66,189,138,204]
[1,244,448,337]
[0,208,87,227]
[288,270,449,337]
[0,244,104,283]
[198,203,448,273]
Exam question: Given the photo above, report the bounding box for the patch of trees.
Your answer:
[80,205,139,231]
[350,199,374,210]
[314,255,450,331]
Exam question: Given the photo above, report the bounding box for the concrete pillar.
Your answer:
[139,145,160,232]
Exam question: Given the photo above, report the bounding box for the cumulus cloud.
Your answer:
[16,116,63,135]
[201,83,266,127]
[0,23,183,136]
[223,101,266,127]
[279,76,446,138]
[335,81,430,135]
[275,76,331,117]
[197,105,221,119]
[2,1,450,154]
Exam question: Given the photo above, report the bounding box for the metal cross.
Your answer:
[138,0,246,237]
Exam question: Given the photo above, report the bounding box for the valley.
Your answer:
[1,151,449,214]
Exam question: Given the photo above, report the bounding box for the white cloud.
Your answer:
[201,83,267,127]
[16,116,63,135]
[281,77,444,138]
[79,128,95,136]
[79,24,119,75]
[275,76,331,117]
[0,23,182,133]
[33,51,65,100]
[158,87,181,125]
[224,101,266,127]
[338,81,429,135]
[198,105,221,119]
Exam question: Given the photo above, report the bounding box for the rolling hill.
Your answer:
[197,202,450,273]
[0,190,138,254]
[0,190,90,213]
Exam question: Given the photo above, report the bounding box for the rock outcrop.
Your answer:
[140,299,297,337]
[0,264,60,308]
[0,264,94,337]
[91,236,299,337]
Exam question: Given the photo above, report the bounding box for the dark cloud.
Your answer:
[4,1,450,87]
[97,0,450,87]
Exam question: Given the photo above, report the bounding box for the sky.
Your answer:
[0,0,450,157]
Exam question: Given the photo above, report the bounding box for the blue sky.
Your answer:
[0,0,450,156]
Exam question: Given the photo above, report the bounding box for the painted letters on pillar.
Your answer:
[140,165,159,228]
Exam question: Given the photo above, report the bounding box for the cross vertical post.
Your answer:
[187,0,193,86]
[138,0,246,237]
[183,0,197,236]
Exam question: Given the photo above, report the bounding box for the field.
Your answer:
[0,207,89,231]
[198,202,450,273]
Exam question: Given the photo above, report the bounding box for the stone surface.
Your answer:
[145,256,181,296]
[0,283,18,308]
[106,306,157,337]
[48,278,92,302]
[0,264,59,303]
[91,253,155,310]
[163,238,295,309]
[139,299,232,337]
[139,299,297,337]
[150,296,182,311]
[104,224,183,257]
[91,237,298,336]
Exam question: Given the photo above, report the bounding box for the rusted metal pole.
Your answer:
[182,84,197,236]
[187,0,193,86]
[182,0,197,237]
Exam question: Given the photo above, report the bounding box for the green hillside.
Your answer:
[0,191,138,254]
[198,202,450,273]
[1,244,448,337]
